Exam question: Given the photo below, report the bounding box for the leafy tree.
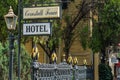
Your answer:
[29,0,97,60]
[20,0,62,62]
[0,41,32,80]
[79,25,90,50]
[0,0,97,62]
[0,0,17,42]
[33,20,62,62]
[90,0,120,63]
[62,0,97,58]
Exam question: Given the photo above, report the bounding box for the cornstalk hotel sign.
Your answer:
[23,23,51,35]
[23,6,61,19]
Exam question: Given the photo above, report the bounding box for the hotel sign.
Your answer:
[23,23,51,35]
[23,6,61,19]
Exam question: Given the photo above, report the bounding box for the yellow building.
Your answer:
[24,0,100,79]
[24,0,96,66]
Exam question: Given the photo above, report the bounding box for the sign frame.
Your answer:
[23,6,61,19]
[23,22,52,36]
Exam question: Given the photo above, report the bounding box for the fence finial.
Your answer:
[31,46,39,61]
[83,58,87,65]
[67,54,73,64]
[51,51,57,63]
[62,53,66,62]
[73,57,78,66]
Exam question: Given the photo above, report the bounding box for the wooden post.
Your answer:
[94,53,100,80]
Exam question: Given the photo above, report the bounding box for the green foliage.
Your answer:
[100,0,120,43]
[0,41,32,80]
[79,25,90,50]
[48,21,62,50]
[99,63,113,80]
[90,22,102,53]
[0,42,8,80]
[50,21,62,49]
[0,0,18,42]
[90,0,120,53]
[33,20,62,59]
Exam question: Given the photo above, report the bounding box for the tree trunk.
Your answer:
[101,49,106,63]
[64,48,70,60]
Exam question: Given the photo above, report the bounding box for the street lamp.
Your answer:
[4,6,17,80]
[4,6,17,30]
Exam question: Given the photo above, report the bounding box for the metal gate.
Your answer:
[32,62,93,80]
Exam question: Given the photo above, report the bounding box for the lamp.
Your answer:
[4,6,17,30]
[4,6,17,80]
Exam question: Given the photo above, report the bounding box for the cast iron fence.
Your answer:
[32,62,93,80]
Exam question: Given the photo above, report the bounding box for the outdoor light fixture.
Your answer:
[4,6,17,80]
[4,6,17,30]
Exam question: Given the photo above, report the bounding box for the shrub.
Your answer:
[99,63,113,80]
